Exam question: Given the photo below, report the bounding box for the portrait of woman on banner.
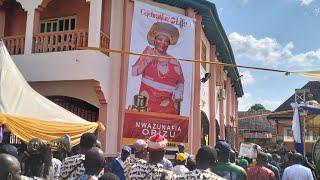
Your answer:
[132,22,184,115]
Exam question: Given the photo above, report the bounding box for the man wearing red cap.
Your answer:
[124,134,173,179]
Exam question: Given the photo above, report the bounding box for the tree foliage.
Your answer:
[248,104,268,112]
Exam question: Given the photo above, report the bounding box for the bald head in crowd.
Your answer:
[196,146,217,169]
[0,153,21,180]
[84,147,105,176]
[80,133,97,149]
[292,153,304,164]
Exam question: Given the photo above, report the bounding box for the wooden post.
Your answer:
[226,77,231,142]
[186,8,202,154]
[117,0,134,152]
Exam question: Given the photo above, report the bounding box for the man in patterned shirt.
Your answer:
[124,134,173,179]
[73,147,105,180]
[59,133,97,180]
[124,139,148,178]
[176,146,224,180]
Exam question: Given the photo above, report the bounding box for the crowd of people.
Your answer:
[0,132,318,180]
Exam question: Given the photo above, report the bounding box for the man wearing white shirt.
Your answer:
[282,153,314,180]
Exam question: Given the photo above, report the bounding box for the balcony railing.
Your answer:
[33,29,88,53]
[2,35,25,55]
[3,30,110,55]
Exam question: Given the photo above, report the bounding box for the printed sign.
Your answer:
[122,1,195,148]
[123,110,188,147]
[239,143,258,159]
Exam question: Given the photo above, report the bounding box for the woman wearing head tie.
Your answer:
[132,22,184,115]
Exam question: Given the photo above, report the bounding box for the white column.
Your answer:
[17,0,41,54]
[87,0,102,47]
[24,10,35,54]
[104,0,124,155]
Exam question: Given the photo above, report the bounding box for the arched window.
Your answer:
[47,96,99,122]
[201,111,209,146]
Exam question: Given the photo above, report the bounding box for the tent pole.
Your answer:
[295,88,309,157]
[303,113,306,157]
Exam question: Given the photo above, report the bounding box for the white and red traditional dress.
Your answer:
[132,46,184,114]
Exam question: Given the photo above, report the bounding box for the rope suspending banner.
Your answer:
[77,47,293,74]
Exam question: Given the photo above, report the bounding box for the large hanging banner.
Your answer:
[123,1,195,149]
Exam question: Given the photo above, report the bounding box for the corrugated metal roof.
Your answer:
[238,111,276,134]
[268,81,320,120]
[154,0,244,97]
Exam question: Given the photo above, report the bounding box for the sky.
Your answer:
[210,0,320,111]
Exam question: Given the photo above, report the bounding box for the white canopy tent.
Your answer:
[0,41,104,145]
[296,70,320,81]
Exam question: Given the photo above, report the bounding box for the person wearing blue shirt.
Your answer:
[266,153,280,180]
[111,146,131,180]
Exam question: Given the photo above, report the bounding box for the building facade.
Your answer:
[0,0,243,155]
[268,81,320,154]
[238,111,276,149]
